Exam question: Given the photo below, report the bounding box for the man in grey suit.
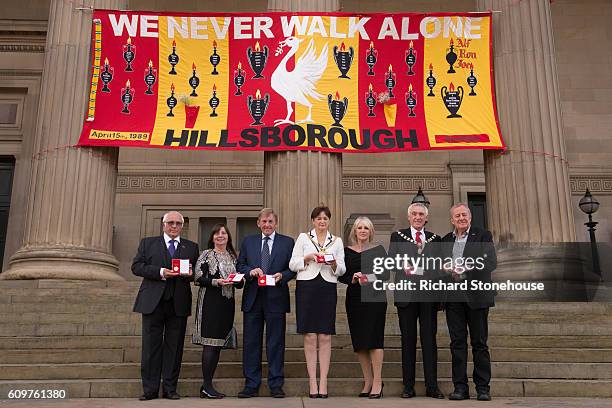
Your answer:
[132,211,199,401]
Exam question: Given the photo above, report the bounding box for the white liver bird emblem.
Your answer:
[271,37,328,125]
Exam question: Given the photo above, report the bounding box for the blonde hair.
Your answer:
[349,216,375,245]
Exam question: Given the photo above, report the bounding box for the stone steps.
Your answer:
[1,280,611,398]
[0,378,611,398]
[4,346,610,364]
[2,334,612,350]
[3,321,612,336]
[2,361,611,381]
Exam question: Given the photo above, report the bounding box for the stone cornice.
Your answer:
[343,175,451,194]
[117,174,264,193]
[0,44,45,53]
[116,173,612,195]
[570,176,612,195]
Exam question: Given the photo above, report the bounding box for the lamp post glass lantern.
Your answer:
[579,188,602,279]
[412,186,430,207]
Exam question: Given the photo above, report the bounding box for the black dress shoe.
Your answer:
[426,388,445,399]
[138,393,158,401]
[449,390,470,400]
[162,391,180,400]
[309,393,319,399]
[401,387,416,398]
[200,384,224,399]
[319,393,328,398]
[237,387,259,398]
[358,392,370,397]
[270,387,285,398]
[477,391,492,401]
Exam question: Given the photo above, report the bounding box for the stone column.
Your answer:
[1,0,125,280]
[265,0,343,238]
[477,0,594,284]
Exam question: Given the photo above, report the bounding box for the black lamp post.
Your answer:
[411,186,430,207]
[578,188,601,279]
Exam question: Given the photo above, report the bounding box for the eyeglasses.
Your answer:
[164,221,183,226]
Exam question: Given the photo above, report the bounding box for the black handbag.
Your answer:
[223,326,238,349]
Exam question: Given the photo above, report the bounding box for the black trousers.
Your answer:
[445,302,491,393]
[242,292,287,390]
[140,298,188,395]
[397,302,438,389]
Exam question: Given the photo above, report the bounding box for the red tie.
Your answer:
[415,231,422,244]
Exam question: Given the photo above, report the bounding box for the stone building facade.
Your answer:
[0,0,610,279]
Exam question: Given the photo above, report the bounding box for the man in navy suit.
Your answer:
[132,211,200,401]
[442,203,496,401]
[236,208,295,398]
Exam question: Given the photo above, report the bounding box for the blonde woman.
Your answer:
[290,205,346,398]
[339,216,388,398]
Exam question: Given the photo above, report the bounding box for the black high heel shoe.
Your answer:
[369,383,384,399]
[359,385,372,397]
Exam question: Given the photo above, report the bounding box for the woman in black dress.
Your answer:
[339,216,389,399]
[193,224,243,399]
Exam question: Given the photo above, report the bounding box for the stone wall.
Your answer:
[0,0,611,277]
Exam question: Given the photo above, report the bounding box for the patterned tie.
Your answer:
[168,239,176,257]
[261,236,271,275]
[415,231,423,253]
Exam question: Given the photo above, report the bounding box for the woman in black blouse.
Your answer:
[339,216,389,398]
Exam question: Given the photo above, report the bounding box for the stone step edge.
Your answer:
[1,378,612,399]
[3,361,612,368]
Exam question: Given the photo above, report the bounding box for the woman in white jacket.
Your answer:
[290,205,346,398]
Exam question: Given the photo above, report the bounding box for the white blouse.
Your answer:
[289,230,346,283]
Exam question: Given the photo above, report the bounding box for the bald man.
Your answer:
[132,211,200,401]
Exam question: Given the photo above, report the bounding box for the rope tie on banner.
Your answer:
[31,144,81,161]
[498,148,569,164]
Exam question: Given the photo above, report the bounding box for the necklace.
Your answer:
[309,231,335,253]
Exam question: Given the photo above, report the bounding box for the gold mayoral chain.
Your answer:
[396,230,437,254]
[309,232,336,254]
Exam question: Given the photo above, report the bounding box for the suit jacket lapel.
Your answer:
[254,236,262,266]
[160,236,170,267]
[175,240,184,258]
[466,228,479,243]
[269,236,280,265]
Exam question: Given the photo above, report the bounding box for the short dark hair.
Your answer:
[206,223,236,257]
[311,205,331,220]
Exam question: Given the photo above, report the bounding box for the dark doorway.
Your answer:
[0,158,15,268]
[468,192,488,231]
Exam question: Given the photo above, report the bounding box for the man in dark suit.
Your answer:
[132,211,200,401]
[389,203,444,399]
[236,208,295,398]
[442,203,497,401]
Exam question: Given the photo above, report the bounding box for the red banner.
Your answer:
[79,10,504,153]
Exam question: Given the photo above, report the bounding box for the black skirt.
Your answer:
[296,274,337,335]
[342,246,388,351]
[201,286,235,341]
